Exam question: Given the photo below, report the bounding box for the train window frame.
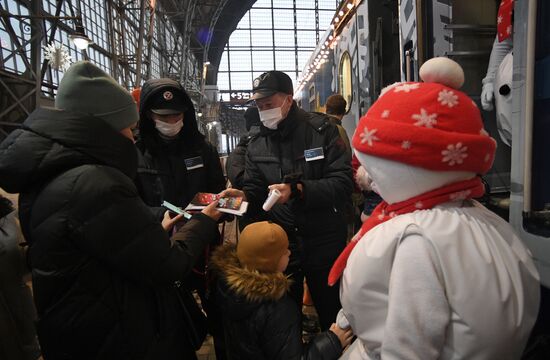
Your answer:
[338,51,353,114]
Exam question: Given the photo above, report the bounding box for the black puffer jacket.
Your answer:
[226,126,260,190]
[243,103,353,268]
[135,79,225,218]
[0,108,219,360]
[210,245,343,360]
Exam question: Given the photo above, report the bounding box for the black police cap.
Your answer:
[149,87,188,115]
[251,71,294,100]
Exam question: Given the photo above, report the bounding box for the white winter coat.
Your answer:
[339,200,539,360]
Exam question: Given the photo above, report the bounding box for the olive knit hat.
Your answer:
[237,221,289,273]
[55,61,138,131]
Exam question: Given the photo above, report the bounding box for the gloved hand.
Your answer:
[481,82,495,111]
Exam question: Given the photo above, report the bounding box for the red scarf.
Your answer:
[497,0,514,42]
[328,177,485,286]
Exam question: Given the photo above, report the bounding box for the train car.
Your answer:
[294,0,401,139]
[296,0,550,290]
[397,0,550,294]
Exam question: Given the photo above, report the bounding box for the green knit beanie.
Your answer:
[55,61,138,131]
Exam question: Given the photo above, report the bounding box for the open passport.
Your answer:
[185,192,248,216]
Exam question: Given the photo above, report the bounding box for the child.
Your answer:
[210,221,352,360]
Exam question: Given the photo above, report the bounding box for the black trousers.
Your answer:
[304,265,341,331]
[285,262,342,332]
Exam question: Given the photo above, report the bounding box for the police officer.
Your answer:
[135,78,226,218]
[135,79,227,356]
[224,71,353,331]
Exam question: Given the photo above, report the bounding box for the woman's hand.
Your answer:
[329,323,354,349]
[161,211,184,232]
[201,200,222,222]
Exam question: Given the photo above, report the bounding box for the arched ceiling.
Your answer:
[158,0,256,85]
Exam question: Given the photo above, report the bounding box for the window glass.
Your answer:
[274,10,295,29]
[250,8,273,29]
[296,10,316,29]
[274,30,295,48]
[251,30,273,47]
[229,51,252,71]
[252,51,275,70]
[275,51,296,70]
[218,0,337,94]
[339,51,353,113]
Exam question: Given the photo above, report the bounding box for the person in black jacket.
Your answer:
[226,106,261,190]
[0,61,221,360]
[210,221,352,360]
[135,78,226,219]
[135,78,227,358]
[223,71,353,331]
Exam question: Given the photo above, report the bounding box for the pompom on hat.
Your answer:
[237,221,289,273]
[352,57,497,174]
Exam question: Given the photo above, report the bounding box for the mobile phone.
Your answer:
[162,201,192,220]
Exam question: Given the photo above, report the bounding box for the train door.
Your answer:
[400,0,509,196]
[511,0,550,287]
[333,0,400,137]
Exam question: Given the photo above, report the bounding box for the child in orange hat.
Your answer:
[210,221,352,359]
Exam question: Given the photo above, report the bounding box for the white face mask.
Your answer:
[154,119,183,138]
[259,99,287,130]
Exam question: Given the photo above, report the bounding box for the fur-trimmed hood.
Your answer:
[210,244,291,304]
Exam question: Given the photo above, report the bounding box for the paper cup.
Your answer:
[262,189,281,211]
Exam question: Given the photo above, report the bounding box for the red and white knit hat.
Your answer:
[352,57,497,174]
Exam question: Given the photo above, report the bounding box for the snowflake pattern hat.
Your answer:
[352,57,497,174]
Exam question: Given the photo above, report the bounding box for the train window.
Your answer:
[339,51,353,113]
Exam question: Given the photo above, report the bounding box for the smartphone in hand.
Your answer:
[162,201,192,220]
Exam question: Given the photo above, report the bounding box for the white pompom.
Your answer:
[419,57,464,89]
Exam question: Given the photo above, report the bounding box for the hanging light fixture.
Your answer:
[69,20,92,50]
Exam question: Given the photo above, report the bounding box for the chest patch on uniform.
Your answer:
[304,147,324,162]
[184,156,204,170]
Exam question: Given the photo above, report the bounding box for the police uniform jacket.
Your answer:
[136,79,225,218]
[243,102,353,269]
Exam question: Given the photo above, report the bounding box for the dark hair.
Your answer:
[326,94,347,116]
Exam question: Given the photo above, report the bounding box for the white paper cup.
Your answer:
[262,189,281,211]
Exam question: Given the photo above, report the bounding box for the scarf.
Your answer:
[328,177,485,286]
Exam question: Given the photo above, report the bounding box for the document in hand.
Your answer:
[185,192,249,216]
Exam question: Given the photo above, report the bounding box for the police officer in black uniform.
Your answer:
[225,71,353,331]
[135,79,225,216]
[135,78,227,357]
